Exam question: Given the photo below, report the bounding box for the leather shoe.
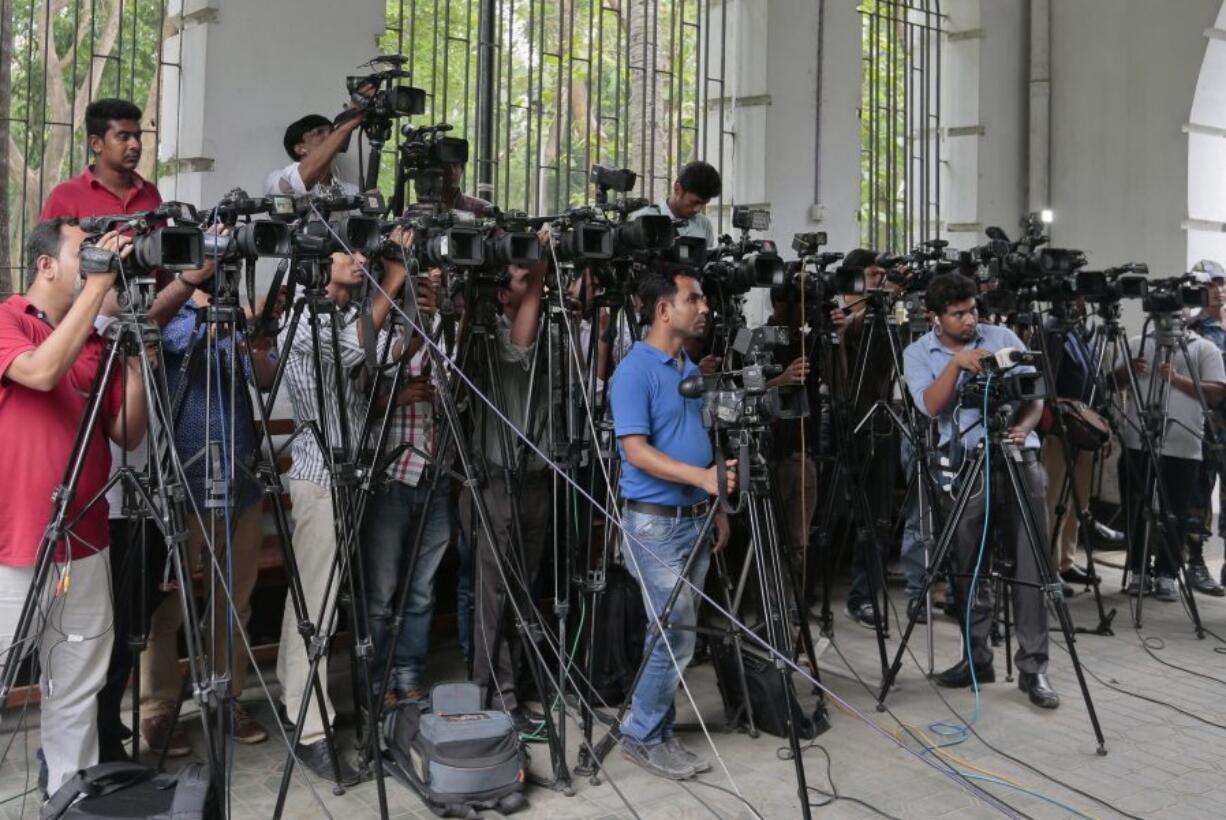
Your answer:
[1188,563,1226,597]
[1018,672,1059,709]
[1060,564,1097,585]
[294,739,360,786]
[1091,520,1126,548]
[932,658,995,688]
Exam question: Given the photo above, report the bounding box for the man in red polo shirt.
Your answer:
[39,97,220,763]
[0,218,147,794]
[39,98,162,220]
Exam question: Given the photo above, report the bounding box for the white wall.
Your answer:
[159,0,385,208]
[1049,0,1218,273]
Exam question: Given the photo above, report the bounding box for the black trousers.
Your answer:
[97,519,168,760]
[1122,449,1198,576]
[941,450,1050,675]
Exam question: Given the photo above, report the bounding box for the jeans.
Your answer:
[361,478,452,692]
[620,508,712,745]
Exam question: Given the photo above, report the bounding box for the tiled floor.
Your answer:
[4,554,1226,819]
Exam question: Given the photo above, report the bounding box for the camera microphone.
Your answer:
[982,347,1040,370]
[678,374,707,399]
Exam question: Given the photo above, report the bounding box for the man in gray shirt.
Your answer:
[630,160,721,249]
[458,237,554,731]
[1116,321,1226,600]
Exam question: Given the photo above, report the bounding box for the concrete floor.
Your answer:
[3,552,1226,819]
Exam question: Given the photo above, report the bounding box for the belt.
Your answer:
[624,499,712,519]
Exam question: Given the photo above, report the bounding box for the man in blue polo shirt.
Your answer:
[902,272,1058,709]
[609,270,733,780]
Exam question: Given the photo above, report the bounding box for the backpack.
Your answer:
[383,682,528,818]
[582,565,647,705]
[40,762,216,820]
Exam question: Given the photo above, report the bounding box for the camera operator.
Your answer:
[134,278,282,756]
[609,269,733,780]
[459,231,556,732]
[275,240,407,783]
[1037,298,1118,594]
[39,96,222,764]
[439,157,492,216]
[1116,297,1226,600]
[0,221,147,793]
[837,251,905,629]
[902,272,1058,709]
[1189,262,1226,594]
[360,268,453,708]
[630,161,721,249]
[764,282,816,594]
[265,112,365,198]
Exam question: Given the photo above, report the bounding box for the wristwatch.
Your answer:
[174,271,203,290]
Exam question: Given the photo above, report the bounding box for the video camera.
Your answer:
[398,123,470,207]
[1071,263,1149,303]
[1141,274,1208,314]
[339,55,426,136]
[678,325,809,429]
[197,188,296,261]
[958,347,1046,408]
[79,203,204,274]
[702,207,784,296]
[789,232,864,306]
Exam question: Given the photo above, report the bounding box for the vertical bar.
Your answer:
[477,0,497,199]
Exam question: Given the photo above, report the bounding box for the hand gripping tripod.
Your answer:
[875,397,1107,756]
[0,273,224,797]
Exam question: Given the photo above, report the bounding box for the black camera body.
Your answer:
[960,369,1047,407]
[80,203,205,274]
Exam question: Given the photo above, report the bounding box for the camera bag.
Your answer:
[710,638,829,740]
[383,681,527,818]
[40,762,216,820]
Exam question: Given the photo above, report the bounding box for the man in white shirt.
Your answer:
[629,161,721,249]
[265,112,365,198]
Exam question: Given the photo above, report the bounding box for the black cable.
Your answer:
[684,778,767,820]
[885,595,1143,820]
[1136,630,1226,685]
[776,738,903,819]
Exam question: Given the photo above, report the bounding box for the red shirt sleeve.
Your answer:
[0,309,36,386]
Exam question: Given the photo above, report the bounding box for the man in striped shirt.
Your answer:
[275,241,407,783]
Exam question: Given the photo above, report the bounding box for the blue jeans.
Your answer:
[455,524,473,664]
[361,478,452,692]
[620,508,712,745]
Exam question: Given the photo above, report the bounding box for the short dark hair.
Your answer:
[637,270,701,322]
[924,272,978,315]
[283,114,332,161]
[85,98,142,140]
[676,161,721,201]
[24,218,77,287]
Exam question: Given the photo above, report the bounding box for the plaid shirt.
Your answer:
[385,331,436,487]
[280,304,384,487]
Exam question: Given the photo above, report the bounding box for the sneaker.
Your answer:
[1188,563,1226,597]
[621,738,696,780]
[664,737,711,773]
[230,702,269,745]
[844,601,879,629]
[1153,574,1178,602]
[1124,573,1152,597]
[140,712,191,758]
[294,739,360,786]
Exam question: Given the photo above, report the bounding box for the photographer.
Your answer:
[39,96,220,763]
[630,161,721,248]
[838,251,904,628]
[1189,262,1226,594]
[135,280,281,755]
[902,273,1058,709]
[275,241,407,783]
[459,232,555,732]
[0,221,147,792]
[608,270,733,780]
[440,157,492,216]
[265,112,365,198]
[1115,303,1226,600]
[360,268,453,707]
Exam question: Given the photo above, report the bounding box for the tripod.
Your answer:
[261,255,391,819]
[0,274,224,798]
[1089,306,1208,635]
[876,405,1107,755]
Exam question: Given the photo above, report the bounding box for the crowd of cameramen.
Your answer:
[5,94,1226,798]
